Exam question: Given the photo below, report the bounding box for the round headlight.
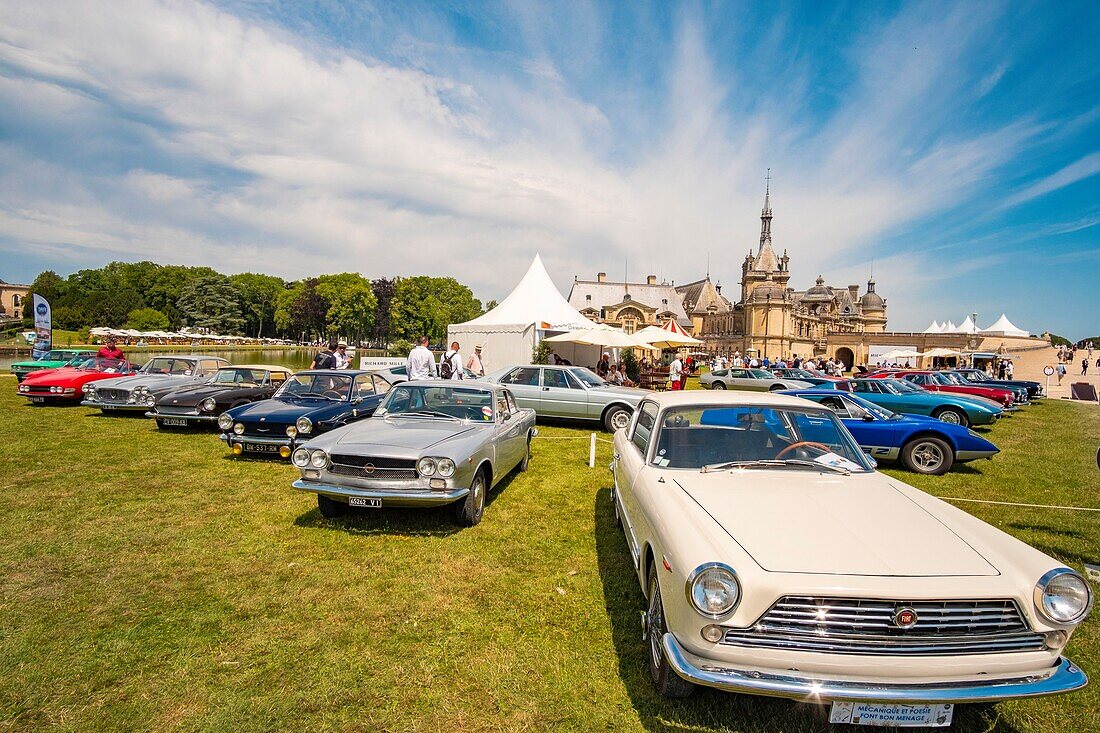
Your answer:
[82,384,93,394]
[145,394,157,406]
[436,458,455,478]
[687,563,741,619]
[296,417,312,434]
[291,448,311,467]
[1035,568,1093,624]
[417,457,437,476]
[310,449,328,469]
[201,397,217,412]
[218,414,233,431]
[233,422,245,435]
[286,425,298,438]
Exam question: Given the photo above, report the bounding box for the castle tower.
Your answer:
[739,171,793,358]
[860,276,887,332]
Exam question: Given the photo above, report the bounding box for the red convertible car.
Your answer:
[17,357,139,404]
[868,369,1016,408]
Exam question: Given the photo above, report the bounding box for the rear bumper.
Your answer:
[662,634,1087,703]
[293,479,468,508]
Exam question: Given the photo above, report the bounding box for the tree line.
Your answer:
[22,261,485,344]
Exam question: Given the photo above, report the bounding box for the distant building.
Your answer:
[0,278,30,320]
[700,178,887,362]
[567,272,732,335]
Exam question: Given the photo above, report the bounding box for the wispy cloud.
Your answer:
[1000,151,1100,209]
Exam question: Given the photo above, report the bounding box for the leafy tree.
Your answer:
[532,339,553,365]
[371,277,396,345]
[22,270,65,320]
[275,279,329,341]
[176,276,245,333]
[317,273,377,344]
[621,349,640,381]
[388,338,414,358]
[230,273,287,338]
[390,276,482,343]
[483,299,499,313]
[124,307,170,331]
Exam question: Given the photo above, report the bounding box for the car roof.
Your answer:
[143,354,229,361]
[293,369,371,376]
[218,364,290,372]
[641,390,817,409]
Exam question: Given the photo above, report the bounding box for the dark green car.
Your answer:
[10,349,97,382]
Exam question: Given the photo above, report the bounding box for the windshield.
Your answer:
[43,350,68,361]
[783,369,817,379]
[139,357,198,375]
[650,405,871,472]
[75,358,130,373]
[211,368,268,386]
[881,379,923,395]
[276,373,353,400]
[939,372,967,385]
[749,369,774,379]
[570,368,606,388]
[378,384,495,421]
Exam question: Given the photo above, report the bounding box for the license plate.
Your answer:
[161,417,189,426]
[348,496,381,508]
[830,702,953,727]
[243,443,281,453]
[30,396,45,403]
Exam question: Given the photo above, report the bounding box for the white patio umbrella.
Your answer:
[920,347,963,359]
[633,324,703,350]
[543,326,658,351]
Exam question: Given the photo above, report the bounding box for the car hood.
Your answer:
[233,396,345,423]
[160,383,241,405]
[97,373,193,391]
[332,416,482,451]
[673,472,999,577]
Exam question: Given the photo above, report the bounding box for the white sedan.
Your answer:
[610,390,1090,726]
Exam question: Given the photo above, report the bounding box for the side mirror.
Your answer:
[501,411,511,421]
[862,413,875,422]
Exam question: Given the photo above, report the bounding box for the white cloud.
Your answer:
[999,151,1100,209]
[0,0,1062,330]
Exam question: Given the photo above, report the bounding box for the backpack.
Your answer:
[439,352,455,379]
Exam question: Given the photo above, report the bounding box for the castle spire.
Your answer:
[758,169,773,255]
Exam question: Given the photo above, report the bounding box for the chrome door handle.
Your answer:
[613,451,621,460]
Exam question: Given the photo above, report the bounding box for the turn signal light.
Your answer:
[701,624,724,643]
[279,446,292,459]
[232,444,243,455]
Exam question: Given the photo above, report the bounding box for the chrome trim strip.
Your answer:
[292,479,468,507]
[81,400,148,410]
[147,412,218,421]
[662,634,1087,702]
[221,434,292,446]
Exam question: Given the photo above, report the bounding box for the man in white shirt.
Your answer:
[440,341,463,380]
[333,343,351,369]
[668,353,684,390]
[406,337,436,380]
[466,344,485,376]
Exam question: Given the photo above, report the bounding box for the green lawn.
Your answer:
[1,378,1097,732]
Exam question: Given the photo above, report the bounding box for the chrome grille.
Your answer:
[155,405,199,416]
[96,388,131,403]
[24,385,51,393]
[721,596,1044,656]
[329,454,418,480]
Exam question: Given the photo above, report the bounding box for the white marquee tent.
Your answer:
[981,314,1029,337]
[447,255,595,373]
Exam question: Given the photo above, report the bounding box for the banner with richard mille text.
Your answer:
[31,294,52,360]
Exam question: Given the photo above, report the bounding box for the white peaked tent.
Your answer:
[448,255,594,373]
[981,314,1029,337]
[952,315,978,334]
[921,320,943,334]
[943,320,958,333]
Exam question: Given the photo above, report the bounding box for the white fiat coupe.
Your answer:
[610,391,1091,728]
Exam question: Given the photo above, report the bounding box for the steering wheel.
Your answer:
[322,390,344,400]
[775,441,831,460]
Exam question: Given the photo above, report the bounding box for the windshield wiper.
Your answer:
[392,410,460,420]
[701,459,851,475]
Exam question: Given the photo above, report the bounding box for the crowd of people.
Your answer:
[1055,341,1098,377]
[708,351,846,377]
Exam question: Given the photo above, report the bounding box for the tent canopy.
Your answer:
[981,313,1029,337]
[455,254,590,332]
[544,325,658,351]
[634,320,703,349]
[920,347,963,358]
[921,320,943,334]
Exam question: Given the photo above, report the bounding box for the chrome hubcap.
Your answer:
[648,580,664,668]
[612,410,630,430]
[938,411,961,424]
[911,441,944,471]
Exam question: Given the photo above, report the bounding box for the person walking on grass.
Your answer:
[668,352,684,391]
[406,336,436,380]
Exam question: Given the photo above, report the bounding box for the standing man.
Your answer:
[596,353,610,378]
[1004,360,1014,379]
[97,338,124,360]
[466,344,485,377]
[440,341,463,380]
[333,343,351,369]
[406,337,436,380]
[668,352,684,391]
[1083,358,1089,376]
[311,341,338,369]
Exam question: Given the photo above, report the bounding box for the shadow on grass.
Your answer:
[592,485,1024,733]
[293,470,520,539]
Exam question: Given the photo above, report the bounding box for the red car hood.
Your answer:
[23,367,130,386]
[921,384,1013,405]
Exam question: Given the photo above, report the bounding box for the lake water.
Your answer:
[1,347,391,373]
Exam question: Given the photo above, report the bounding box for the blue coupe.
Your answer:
[783,389,999,475]
[836,378,1003,427]
[218,370,391,459]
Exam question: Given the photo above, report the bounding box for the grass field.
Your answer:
[1,377,1097,732]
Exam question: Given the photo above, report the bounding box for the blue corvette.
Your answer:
[218,369,390,459]
[783,389,999,475]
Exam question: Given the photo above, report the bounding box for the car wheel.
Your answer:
[646,563,694,698]
[317,494,348,518]
[711,382,726,390]
[769,383,785,391]
[453,468,487,526]
[933,407,969,427]
[901,437,954,475]
[604,405,632,433]
[518,434,532,472]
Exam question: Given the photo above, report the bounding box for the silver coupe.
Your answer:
[699,367,812,392]
[81,355,229,412]
[291,380,536,526]
[484,364,648,432]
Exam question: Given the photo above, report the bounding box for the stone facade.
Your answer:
[0,279,30,320]
[566,273,733,335]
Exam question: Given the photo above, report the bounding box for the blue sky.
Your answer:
[0,1,1097,337]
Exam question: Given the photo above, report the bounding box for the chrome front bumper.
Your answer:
[662,634,1087,703]
[147,411,219,422]
[220,433,293,446]
[292,479,469,508]
[81,399,149,411]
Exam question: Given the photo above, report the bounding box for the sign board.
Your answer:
[867,345,916,366]
[1043,365,1055,376]
[31,294,52,360]
[360,356,406,370]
